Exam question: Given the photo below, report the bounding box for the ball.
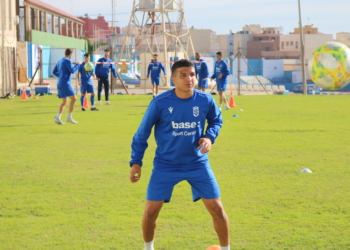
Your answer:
[84,62,94,72]
[308,42,350,90]
[206,246,221,250]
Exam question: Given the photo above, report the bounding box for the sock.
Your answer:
[90,95,95,107]
[221,245,230,250]
[80,96,85,107]
[57,113,62,119]
[144,240,154,250]
[68,113,72,119]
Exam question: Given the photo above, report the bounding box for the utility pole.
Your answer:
[298,0,307,95]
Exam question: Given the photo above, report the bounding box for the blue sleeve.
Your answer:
[130,101,160,167]
[109,60,117,78]
[203,97,222,144]
[211,72,216,79]
[203,63,209,78]
[78,64,83,73]
[52,64,59,77]
[194,63,199,77]
[95,59,101,77]
[147,64,152,77]
[161,63,166,75]
[221,61,230,76]
[64,60,79,74]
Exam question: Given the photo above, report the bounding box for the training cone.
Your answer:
[21,87,28,99]
[83,94,90,108]
[206,246,221,250]
[229,91,237,107]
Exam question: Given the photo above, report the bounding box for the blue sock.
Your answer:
[90,95,95,107]
[80,96,85,107]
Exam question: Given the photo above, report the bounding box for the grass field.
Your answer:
[0,94,349,250]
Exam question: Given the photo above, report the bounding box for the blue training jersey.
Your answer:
[78,63,94,85]
[52,57,79,86]
[147,61,166,79]
[211,60,230,85]
[95,58,117,78]
[130,89,222,169]
[194,59,209,81]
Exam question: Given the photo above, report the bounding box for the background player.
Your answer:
[130,59,230,250]
[76,53,99,111]
[194,52,209,92]
[95,49,117,105]
[146,54,167,97]
[52,48,81,125]
[211,52,230,111]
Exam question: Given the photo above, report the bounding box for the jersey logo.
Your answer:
[193,106,199,117]
[168,107,173,113]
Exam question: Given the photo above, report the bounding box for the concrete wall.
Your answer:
[189,28,211,56]
[336,33,350,47]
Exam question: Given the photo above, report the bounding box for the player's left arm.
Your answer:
[161,63,166,76]
[110,61,118,78]
[221,61,230,76]
[202,98,223,145]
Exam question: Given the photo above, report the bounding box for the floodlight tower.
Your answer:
[121,0,195,88]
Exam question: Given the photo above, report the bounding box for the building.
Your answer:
[336,32,350,47]
[0,0,17,95]
[294,24,318,34]
[77,15,120,41]
[188,28,211,56]
[262,27,283,34]
[242,24,261,34]
[247,34,280,59]
[234,33,254,57]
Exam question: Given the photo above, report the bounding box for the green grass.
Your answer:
[0,94,349,250]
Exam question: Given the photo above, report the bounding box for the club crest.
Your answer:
[193,106,199,117]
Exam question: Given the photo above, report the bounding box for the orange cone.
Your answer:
[83,94,90,108]
[229,91,237,107]
[21,87,28,99]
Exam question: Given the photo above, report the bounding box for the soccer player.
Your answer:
[211,52,230,111]
[194,52,209,92]
[76,53,99,111]
[95,49,117,105]
[146,54,167,97]
[130,59,230,250]
[52,48,81,125]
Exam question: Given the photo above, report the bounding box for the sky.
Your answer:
[41,0,350,37]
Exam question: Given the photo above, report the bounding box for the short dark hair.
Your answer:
[216,51,222,56]
[104,49,110,52]
[65,48,73,56]
[195,52,200,56]
[84,53,89,58]
[153,54,158,57]
[171,59,193,75]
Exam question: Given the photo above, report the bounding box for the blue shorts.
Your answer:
[217,82,227,91]
[80,84,94,94]
[147,167,220,203]
[198,78,208,88]
[151,78,160,86]
[57,84,75,98]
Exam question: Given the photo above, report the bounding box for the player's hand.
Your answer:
[202,78,208,81]
[76,61,82,65]
[164,75,167,78]
[198,137,212,154]
[78,82,82,86]
[219,74,223,79]
[146,77,149,80]
[130,164,141,183]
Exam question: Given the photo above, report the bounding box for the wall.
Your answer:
[262,60,284,79]
[233,34,253,57]
[336,33,350,47]
[188,28,211,56]
[27,30,87,50]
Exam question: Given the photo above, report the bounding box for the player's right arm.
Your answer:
[129,100,160,181]
[130,164,141,183]
[95,59,102,79]
[147,63,152,80]
[52,63,59,77]
[76,65,82,85]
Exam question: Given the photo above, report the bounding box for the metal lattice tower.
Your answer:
[112,0,117,30]
[121,0,195,60]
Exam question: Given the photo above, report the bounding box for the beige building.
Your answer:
[262,27,283,34]
[234,33,253,57]
[294,24,318,34]
[242,24,261,34]
[336,32,350,47]
[0,0,17,95]
[188,28,211,56]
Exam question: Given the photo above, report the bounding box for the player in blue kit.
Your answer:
[95,49,117,105]
[194,52,209,92]
[147,54,167,97]
[130,59,230,250]
[76,53,99,111]
[211,51,230,111]
[52,48,81,125]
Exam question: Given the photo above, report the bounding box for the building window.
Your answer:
[291,41,294,46]
[282,42,284,49]
[265,47,270,51]
[296,41,299,49]
[286,41,289,46]
[230,43,233,45]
